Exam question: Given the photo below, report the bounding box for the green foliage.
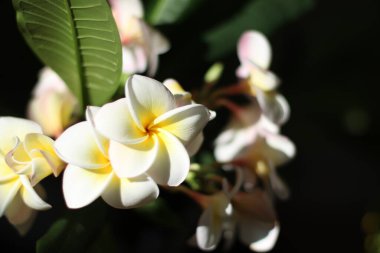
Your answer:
[145,0,203,25]
[203,0,314,60]
[13,0,122,110]
[36,201,108,253]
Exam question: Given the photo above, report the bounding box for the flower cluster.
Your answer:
[2,0,296,252]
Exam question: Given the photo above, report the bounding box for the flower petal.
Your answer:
[233,190,276,223]
[102,174,159,209]
[152,104,211,146]
[86,106,109,156]
[62,165,113,209]
[238,31,272,70]
[24,133,64,178]
[94,98,147,144]
[249,222,280,252]
[0,179,21,216]
[214,125,257,163]
[256,91,290,125]
[125,75,176,129]
[5,191,36,236]
[196,205,223,251]
[0,117,42,155]
[19,175,51,210]
[186,132,204,157]
[122,46,148,74]
[110,0,144,29]
[55,122,108,169]
[147,130,190,186]
[265,133,296,166]
[108,137,157,178]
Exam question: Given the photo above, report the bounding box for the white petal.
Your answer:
[102,174,159,209]
[214,125,257,163]
[86,106,110,157]
[110,0,144,25]
[0,117,42,154]
[269,168,290,200]
[0,179,21,216]
[62,165,113,209]
[256,91,290,126]
[94,98,147,144]
[238,31,272,70]
[5,191,36,236]
[122,46,148,74]
[147,130,190,186]
[163,79,185,94]
[249,223,280,252]
[19,175,51,210]
[55,122,108,169]
[196,205,223,251]
[152,104,211,146]
[186,132,204,157]
[265,133,296,166]
[108,138,157,178]
[125,75,176,129]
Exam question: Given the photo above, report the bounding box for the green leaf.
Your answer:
[36,201,107,253]
[145,0,203,25]
[13,0,122,110]
[203,0,315,60]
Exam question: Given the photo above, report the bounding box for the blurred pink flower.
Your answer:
[110,0,170,76]
[27,68,79,138]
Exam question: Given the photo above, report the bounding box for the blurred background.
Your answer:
[1,0,380,252]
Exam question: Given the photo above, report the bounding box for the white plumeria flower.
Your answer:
[94,75,213,186]
[55,107,159,209]
[110,0,170,76]
[0,117,64,234]
[232,182,280,252]
[27,67,79,138]
[237,31,290,125]
[195,169,243,251]
[214,104,295,200]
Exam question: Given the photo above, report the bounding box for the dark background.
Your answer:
[1,0,380,252]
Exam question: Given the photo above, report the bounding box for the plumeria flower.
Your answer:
[110,0,170,76]
[27,67,79,138]
[214,104,295,200]
[0,117,64,234]
[232,170,280,252]
[54,107,159,209]
[94,75,214,187]
[193,169,243,251]
[237,30,289,125]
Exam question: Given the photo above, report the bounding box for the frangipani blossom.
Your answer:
[110,0,170,76]
[195,169,243,251]
[237,31,289,125]
[233,186,280,252]
[27,67,79,138]
[0,117,64,234]
[55,107,159,209]
[214,104,295,200]
[94,75,213,186]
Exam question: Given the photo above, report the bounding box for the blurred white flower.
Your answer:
[55,107,159,209]
[110,0,170,76]
[214,103,295,200]
[0,117,64,234]
[195,169,243,251]
[94,75,213,186]
[233,180,280,252]
[237,31,289,125]
[27,67,79,138]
